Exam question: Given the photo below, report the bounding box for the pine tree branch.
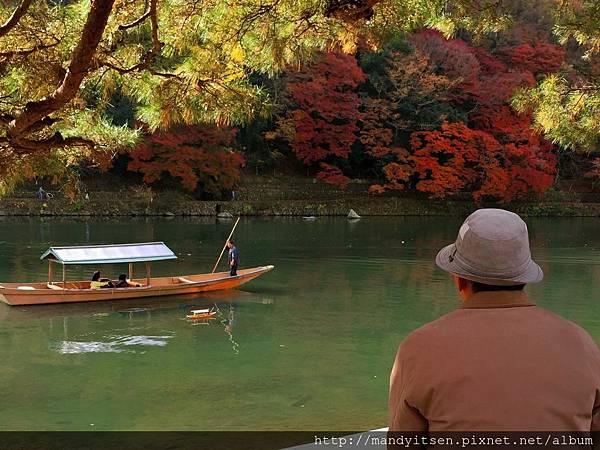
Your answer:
[102,0,162,74]
[6,0,116,144]
[0,0,33,38]
[12,133,95,152]
[0,40,59,58]
[118,0,150,30]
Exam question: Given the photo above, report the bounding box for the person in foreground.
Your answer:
[389,208,600,432]
[227,240,240,277]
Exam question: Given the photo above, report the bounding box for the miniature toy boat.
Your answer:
[186,308,217,320]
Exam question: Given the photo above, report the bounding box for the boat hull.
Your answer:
[0,266,274,306]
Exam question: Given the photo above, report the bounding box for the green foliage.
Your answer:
[238,116,284,174]
[512,75,600,150]
[508,0,600,149]
[552,0,600,55]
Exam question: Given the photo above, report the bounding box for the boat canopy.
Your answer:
[40,242,177,265]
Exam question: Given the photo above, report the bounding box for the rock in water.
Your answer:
[217,211,234,218]
[347,209,361,219]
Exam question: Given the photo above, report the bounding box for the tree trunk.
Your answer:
[7,0,116,141]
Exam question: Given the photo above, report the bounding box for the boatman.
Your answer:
[389,209,600,435]
[227,240,239,277]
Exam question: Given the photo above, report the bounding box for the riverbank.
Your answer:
[4,175,600,217]
[3,194,600,217]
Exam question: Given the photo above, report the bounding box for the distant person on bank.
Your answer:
[227,240,240,276]
[389,209,600,432]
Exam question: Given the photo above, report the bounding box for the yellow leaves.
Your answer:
[159,102,175,128]
[337,30,358,54]
[223,70,245,82]
[275,116,296,141]
[222,45,247,81]
[230,45,246,64]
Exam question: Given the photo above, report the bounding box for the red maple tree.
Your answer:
[315,162,350,188]
[410,30,481,103]
[127,125,244,193]
[279,52,365,184]
[502,43,565,75]
[373,122,556,202]
[366,28,559,201]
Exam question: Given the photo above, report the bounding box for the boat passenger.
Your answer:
[90,271,114,289]
[227,240,239,276]
[114,273,141,288]
[114,274,128,288]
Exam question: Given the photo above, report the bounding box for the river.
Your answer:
[0,216,599,431]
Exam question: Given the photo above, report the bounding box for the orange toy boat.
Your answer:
[186,308,217,320]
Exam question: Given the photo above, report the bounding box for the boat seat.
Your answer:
[47,283,64,290]
[17,286,35,290]
[178,277,194,284]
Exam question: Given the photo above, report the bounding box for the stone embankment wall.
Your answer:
[2,176,600,217]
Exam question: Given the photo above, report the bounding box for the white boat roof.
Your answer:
[40,242,177,265]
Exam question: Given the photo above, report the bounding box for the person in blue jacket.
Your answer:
[227,240,240,276]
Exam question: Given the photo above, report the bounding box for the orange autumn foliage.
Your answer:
[315,162,350,188]
[128,125,244,193]
[279,52,365,185]
[366,29,560,201]
[271,28,562,199]
[360,48,456,159]
[376,122,556,202]
[502,43,565,75]
[410,30,481,104]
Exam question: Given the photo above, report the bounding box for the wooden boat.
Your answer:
[186,308,217,320]
[0,242,274,306]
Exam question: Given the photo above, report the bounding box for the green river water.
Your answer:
[0,216,599,431]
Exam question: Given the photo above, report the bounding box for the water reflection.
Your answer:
[218,303,239,355]
[53,334,174,354]
[1,289,267,321]
[117,307,154,319]
[184,302,241,353]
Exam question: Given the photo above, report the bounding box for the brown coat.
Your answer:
[389,291,600,431]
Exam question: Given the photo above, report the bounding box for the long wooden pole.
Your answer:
[212,217,241,274]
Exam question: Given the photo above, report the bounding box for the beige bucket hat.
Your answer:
[436,208,543,286]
